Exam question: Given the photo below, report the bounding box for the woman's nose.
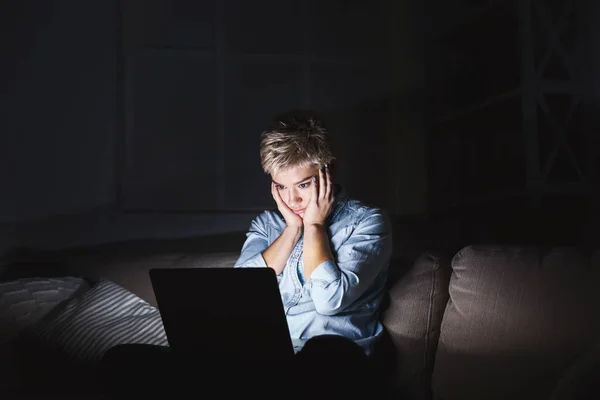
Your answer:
[288,191,302,207]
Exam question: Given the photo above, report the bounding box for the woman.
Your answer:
[102,111,393,399]
[234,110,393,359]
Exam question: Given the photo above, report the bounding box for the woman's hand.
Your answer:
[272,183,303,229]
[302,165,334,227]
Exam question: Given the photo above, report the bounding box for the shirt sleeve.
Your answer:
[308,209,393,315]
[233,214,270,269]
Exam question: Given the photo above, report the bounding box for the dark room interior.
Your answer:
[1,0,599,399]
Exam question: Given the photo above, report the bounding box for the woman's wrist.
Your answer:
[303,222,326,232]
[284,225,303,240]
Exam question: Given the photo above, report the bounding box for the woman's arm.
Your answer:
[302,166,336,279]
[262,225,302,275]
[305,209,392,315]
[302,223,334,279]
[261,181,304,275]
[234,214,301,276]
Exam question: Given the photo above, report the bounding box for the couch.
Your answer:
[1,230,599,400]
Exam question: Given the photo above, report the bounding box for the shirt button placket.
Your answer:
[291,246,303,303]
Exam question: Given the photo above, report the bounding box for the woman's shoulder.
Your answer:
[339,197,392,228]
[251,209,286,230]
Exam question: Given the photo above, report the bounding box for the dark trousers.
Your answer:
[101,335,389,399]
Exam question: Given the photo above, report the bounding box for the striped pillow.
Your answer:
[27,278,168,363]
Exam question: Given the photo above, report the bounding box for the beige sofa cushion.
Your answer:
[381,251,451,399]
[61,251,240,307]
[432,245,600,400]
[1,248,241,308]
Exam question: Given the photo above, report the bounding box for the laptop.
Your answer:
[149,267,295,363]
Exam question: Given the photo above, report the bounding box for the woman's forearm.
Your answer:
[302,224,334,279]
[262,226,303,275]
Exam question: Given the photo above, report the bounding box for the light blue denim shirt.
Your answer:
[233,185,393,355]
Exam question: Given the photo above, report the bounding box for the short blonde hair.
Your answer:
[260,111,336,175]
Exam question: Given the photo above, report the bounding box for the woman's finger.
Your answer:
[325,165,332,200]
[272,183,282,204]
[319,166,326,200]
[311,175,318,204]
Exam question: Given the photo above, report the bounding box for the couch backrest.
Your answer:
[381,251,452,399]
[432,245,600,400]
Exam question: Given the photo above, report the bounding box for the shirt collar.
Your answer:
[328,184,349,222]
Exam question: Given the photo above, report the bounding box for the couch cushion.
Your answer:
[0,232,247,303]
[381,251,451,399]
[548,341,600,400]
[62,251,241,307]
[432,245,600,400]
[1,246,241,307]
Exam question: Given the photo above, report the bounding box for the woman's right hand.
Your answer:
[272,183,303,229]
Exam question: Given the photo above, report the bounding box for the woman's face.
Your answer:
[271,164,320,218]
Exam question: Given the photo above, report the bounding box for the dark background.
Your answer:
[1,0,598,258]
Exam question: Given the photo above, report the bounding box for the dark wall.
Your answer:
[0,1,428,252]
[2,0,597,257]
[1,0,118,223]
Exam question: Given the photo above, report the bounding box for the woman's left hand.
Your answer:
[302,165,334,227]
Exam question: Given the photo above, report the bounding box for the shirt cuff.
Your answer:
[309,259,340,288]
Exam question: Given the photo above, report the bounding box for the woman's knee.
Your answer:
[299,335,367,359]
[295,335,369,373]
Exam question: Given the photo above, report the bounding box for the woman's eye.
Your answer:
[275,185,285,190]
[299,183,310,189]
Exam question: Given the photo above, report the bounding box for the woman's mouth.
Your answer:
[293,208,305,215]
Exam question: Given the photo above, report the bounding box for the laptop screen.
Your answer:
[149,267,295,362]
